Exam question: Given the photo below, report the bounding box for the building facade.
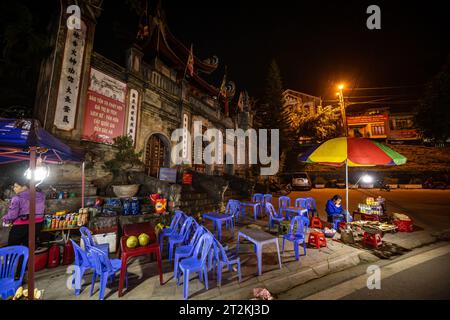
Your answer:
[33,1,253,180]
[282,89,323,117]
[346,105,421,143]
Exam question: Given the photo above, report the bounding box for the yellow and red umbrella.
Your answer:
[298,137,407,218]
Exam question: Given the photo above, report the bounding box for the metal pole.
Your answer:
[345,159,349,221]
[28,147,37,300]
[339,90,347,136]
[81,162,85,208]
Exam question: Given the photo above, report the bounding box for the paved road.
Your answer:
[279,243,450,300]
[341,252,450,300]
[281,189,450,231]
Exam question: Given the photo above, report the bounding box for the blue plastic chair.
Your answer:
[265,202,284,231]
[177,233,214,300]
[287,197,309,220]
[71,240,95,295]
[282,216,309,261]
[0,246,28,300]
[225,200,240,229]
[262,194,273,216]
[305,197,318,217]
[88,247,128,300]
[212,238,241,287]
[252,193,264,219]
[80,226,109,256]
[168,217,195,262]
[159,210,185,254]
[278,196,291,216]
[174,226,206,279]
[295,198,308,209]
[253,193,264,203]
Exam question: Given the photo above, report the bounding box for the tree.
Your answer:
[284,105,343,143]
[416,57,450,144]
[254,60,289,176]
[256,60,284,130]
[103,136,144,185]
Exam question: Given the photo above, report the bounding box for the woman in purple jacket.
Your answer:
[2,179,46,246]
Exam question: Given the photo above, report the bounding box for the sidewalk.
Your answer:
[18,207,447,300]
[36,229,370,300]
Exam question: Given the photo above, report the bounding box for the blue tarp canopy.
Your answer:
[0,118,84,164]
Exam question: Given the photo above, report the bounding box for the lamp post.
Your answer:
[337,84,347,136]
[28,147,37,300]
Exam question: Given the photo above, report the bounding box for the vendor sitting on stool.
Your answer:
[325,195,345,223]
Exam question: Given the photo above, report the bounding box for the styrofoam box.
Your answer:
[81,232,117,253]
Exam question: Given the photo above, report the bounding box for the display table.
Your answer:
[283,206,308,220]
[202,212,233,241]
[41,226,80,243]
[236,228,282,276]
[240,202,262,220]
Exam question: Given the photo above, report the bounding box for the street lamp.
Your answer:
[24,156,49,186]
[337,84,347,136]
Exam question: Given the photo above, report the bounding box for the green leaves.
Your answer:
[416,58,450,144]
[103,135,143,184]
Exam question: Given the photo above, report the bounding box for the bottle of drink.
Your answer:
[123,198,131,215]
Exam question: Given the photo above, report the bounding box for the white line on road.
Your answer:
[303,244,450,300]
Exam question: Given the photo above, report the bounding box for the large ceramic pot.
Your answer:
[112,184,140,198]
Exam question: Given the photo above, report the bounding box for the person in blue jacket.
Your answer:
[325,195,344,223]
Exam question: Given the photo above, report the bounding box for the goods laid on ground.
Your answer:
[348,220,397,233]
[357,196,385,215]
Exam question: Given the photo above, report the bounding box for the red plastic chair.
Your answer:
[118,222,163,297]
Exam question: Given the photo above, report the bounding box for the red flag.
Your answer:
[237,91,244,112]
[186,44,194,77]
[219,74,227,97]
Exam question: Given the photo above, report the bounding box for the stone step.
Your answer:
[178,198,217,207]
[179,192,210,201]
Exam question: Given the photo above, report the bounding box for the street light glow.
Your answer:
[361,174,374,184]
[338,84,344,90]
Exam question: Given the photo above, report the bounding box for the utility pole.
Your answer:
[337,84,347,136]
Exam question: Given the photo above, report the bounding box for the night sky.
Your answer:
[94,0,450,101]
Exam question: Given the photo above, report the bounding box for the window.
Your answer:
[371,124,385,136]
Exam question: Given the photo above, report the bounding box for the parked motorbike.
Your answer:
[375,179,391,191]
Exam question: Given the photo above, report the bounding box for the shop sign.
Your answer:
[182,173,193,185]
[127,89,139,143]
[389,129,420,140]
[159,167,177,183]
[54,20,87,130]
[82,68,127,144]
[347,114,388,125]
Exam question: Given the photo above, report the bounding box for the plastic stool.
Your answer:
[393,219,413,232]
[363,232,382,248]
[310,217,323,229]
[333,218,343,231]
[308,232,327,249]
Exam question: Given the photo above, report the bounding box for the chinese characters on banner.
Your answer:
[82,68,127,144]
[54,21,87,130]
[127,89,139,143]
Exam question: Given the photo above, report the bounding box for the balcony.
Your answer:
[147,69,181,98]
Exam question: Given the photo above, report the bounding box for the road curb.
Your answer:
[212,250,363,300]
